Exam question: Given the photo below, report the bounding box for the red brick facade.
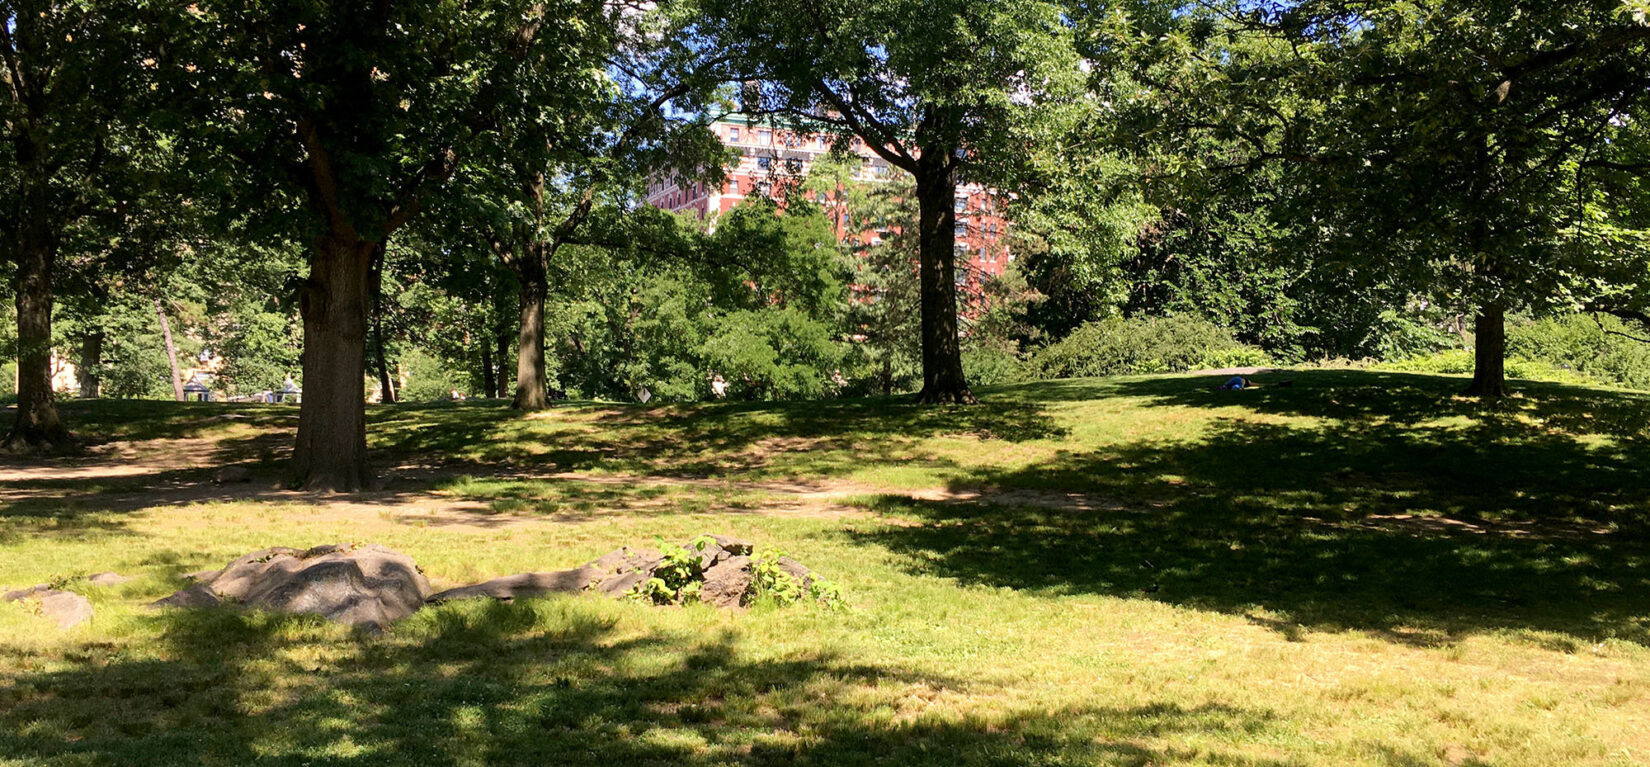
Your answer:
[645,119,1013,296]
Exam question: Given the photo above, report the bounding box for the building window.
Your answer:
[754,181,770,196]
[954,197,967,213]
[785,158,803,174]
[757,156,772,170]
[954,223,967,238]
[729,127,740,141]
[759,130,772,143]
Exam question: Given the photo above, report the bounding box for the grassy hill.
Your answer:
[3,370,1648,766]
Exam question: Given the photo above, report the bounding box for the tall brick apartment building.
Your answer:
[644,118,1013,296]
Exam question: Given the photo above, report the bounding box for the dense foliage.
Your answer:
[1025,316,1268,380]
[5,0,1650,480]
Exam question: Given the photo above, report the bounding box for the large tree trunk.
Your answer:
[911,152,975,405]
[1465,303,1508,399]
[4,233,70,452]
[290,234,375,491]
[511,258,550,411]
[78,328,103,399]
[154,298,185,401]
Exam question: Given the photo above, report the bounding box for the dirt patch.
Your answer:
[1,443,1145,533]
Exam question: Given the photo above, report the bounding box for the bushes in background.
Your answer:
[1508,314,1650,390]
[1377,314,1650,390]
[1023,315,1268,380]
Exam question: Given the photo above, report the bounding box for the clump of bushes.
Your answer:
[962,345,1028,387]
[1508,314,1650,390]
[1023,315,1268,380]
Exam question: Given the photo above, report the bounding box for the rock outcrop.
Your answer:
[3,585,94,629]
[151,544,431,631]
[429,534,828,610]
[87,572,132,587]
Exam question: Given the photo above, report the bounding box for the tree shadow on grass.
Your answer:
[852,400,1650,647]
[368,396,1067,479]
[1100,369,1650,439]
[52,399,300,442]
[0,599,1296,766]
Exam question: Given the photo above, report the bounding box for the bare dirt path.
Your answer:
[2,434,1135,531]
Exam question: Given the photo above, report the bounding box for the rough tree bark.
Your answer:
[154,298,185,401]
[290,234,375,491]
[911,147,975,405]
[510,251,550,410]
[1464,303,1508,399]
[78,328,103,399]
[4,231,70,452]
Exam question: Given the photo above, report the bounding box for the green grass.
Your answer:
[3,370,1649,765]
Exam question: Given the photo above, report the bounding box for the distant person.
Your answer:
[1215,376,1293,391]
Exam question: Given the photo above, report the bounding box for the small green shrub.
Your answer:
[632,536,716,605]
[1024,315,1267,380]
[1382,348,1475,375]
[749,549,844,609]
[962,345,1026,387]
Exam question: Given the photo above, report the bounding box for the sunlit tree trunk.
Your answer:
[291,233,374,491]
[511,253,550,410]
[154,298,185,401]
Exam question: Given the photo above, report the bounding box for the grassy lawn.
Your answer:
[3,369,1649,766]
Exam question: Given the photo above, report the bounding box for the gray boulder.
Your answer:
[213,465,252,484]
[427,569,598,603]
[689,535,753,570]
[701,555,754,609]
[425,534,814,611]
[775,556,816,591]
[151,544,431,631]
[151,583,221,609]
[426,548,658,606]
[594,569,649,597]
[3,585,93,629]
[87,572,132,587]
